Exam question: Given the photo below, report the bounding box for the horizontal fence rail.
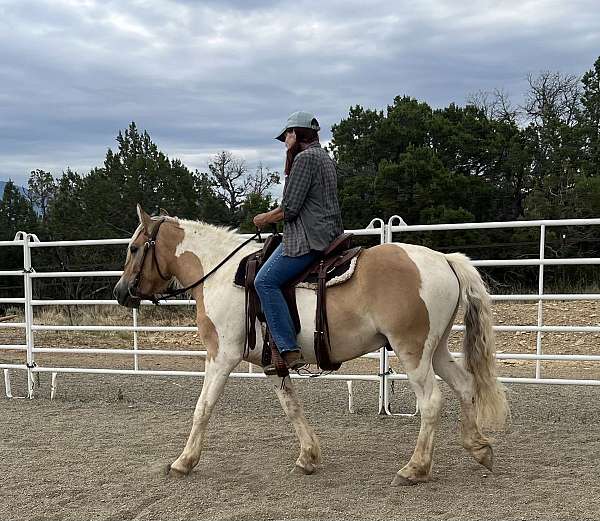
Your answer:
[1,217,599,414]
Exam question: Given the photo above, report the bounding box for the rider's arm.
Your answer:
[264,206,284,224]
[281,153,314,222]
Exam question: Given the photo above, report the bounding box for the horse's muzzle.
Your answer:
[113,279,141,308]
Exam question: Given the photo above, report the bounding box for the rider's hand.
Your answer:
[253,213,270,229]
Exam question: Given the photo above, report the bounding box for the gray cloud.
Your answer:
[1,0,599,189]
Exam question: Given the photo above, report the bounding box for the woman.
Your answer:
[253,111,344,372]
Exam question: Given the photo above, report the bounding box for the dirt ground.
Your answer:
[1,301,600,520]
[2,376,600,521]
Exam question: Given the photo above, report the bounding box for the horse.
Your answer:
[113,205,508,485]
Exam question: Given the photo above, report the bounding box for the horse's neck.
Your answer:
[175,222,259,305]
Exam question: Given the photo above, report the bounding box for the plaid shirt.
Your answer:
[282,143,344,257]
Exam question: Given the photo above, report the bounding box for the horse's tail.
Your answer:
[445,252,509,430]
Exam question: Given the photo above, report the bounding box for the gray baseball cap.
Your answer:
[275,111,321,141]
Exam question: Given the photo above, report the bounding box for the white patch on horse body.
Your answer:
[173,221,261,353]
[293,288,319,362]
[390,243,460,381]
[392,243,459,341]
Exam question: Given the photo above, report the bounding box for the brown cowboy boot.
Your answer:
[263,349,307,375]
[281,350,307,370]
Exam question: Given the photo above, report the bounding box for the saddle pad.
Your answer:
[296,255,359,289]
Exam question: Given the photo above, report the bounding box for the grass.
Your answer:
[5,304,195,326]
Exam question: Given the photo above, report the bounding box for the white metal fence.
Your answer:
[1,217,600,413]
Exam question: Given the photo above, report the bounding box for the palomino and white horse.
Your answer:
[113,205,508,485]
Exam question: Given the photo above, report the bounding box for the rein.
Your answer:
[129,219,260,305]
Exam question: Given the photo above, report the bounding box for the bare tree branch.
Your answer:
[523,71,581,126]
[467,89,520,122]
[206,152,279,217]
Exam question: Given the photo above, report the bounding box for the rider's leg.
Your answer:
[254,243,319,365]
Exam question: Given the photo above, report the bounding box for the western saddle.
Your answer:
[235,233,363,377]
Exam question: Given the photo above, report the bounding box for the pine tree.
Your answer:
[0,180,38,239]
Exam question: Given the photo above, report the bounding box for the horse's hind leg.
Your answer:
[169,352,241,477]
[269,374,321,474]
[432,335,493,470]
[390,338,442,486]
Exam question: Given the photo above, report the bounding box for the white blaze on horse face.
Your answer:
[116,224,144,290]
[126,225,144,264]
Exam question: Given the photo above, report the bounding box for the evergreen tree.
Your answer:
[580,56,600,176]
[47,169,85,240]
[0,180,38,239]
[26,169,56,224]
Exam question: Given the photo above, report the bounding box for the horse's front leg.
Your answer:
[169,351,240,476]
[268,375,322,474]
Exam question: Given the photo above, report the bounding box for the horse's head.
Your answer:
[113,204,180,308]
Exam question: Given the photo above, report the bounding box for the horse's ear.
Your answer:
[136,204,153,233]
[159,208,170,217]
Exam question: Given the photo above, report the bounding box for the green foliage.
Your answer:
[47,168,85,240]
[80,122,217,238]
[237,192,276,233]
[338,174,379,229]
[0,180,38,238]
[580,56,600,176]
[0,181,39,286]
[330,57,600,290]
[27,169,56,223]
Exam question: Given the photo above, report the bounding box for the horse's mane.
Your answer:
[178,218,240,243]
[175,218,258,284]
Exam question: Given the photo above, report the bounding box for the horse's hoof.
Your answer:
[391,473,428,486]
[294,461,316,475]
[472,445,494,471]
[391,470,431,487]
[167,463,188,478]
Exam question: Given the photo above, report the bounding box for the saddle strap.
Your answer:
[261,327,289,378]
[270,333,290,378]
[244,256,261,354]
[283,285,301,334]
[314,260,342,371]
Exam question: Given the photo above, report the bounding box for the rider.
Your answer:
[253,111,344,372]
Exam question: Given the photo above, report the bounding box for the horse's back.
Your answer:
[309,243,461,363]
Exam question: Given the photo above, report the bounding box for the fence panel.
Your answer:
[1,217,600,413]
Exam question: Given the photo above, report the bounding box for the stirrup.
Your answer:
[263,363,278,376]
[282,350,307,371]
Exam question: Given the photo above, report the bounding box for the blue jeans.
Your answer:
[254,243,320,353]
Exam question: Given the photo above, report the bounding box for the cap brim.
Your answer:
[274,127,287,142]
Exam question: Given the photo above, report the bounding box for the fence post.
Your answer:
[536,224,546,379]
[364,219,390,414]
[3,369,12,398]
[379,216,420,417]
[133,308,139,371]
[380,217,405,415]
[23,233,36,398]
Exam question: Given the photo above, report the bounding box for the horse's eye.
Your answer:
[130,245,139,254]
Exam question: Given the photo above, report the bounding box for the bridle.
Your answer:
[128,218,260,305]
[128,218,171,305]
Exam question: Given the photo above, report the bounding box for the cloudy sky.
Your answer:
[1,0,599,189]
